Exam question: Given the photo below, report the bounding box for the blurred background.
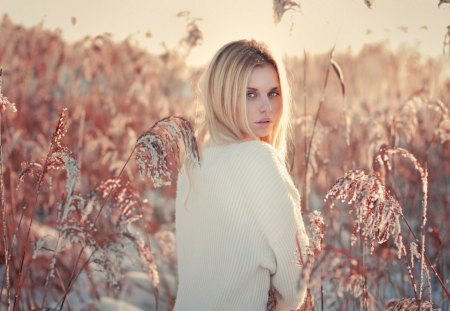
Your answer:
[2,0,450,66]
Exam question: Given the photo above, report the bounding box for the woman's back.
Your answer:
[174,140,308,311]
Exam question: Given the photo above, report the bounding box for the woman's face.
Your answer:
[245,64,282,140]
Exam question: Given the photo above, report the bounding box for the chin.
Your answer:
[256,131,271,138]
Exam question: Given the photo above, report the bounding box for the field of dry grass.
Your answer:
[0,13,449,310]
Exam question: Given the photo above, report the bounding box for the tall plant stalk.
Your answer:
[302,45,346,309]
[0,112,11,311]
[13,109,69,310]
[0,68,12,311]
[303,47,334,195]
[58,116,199,310]
[57,147,137,311]
[302,50,309,214]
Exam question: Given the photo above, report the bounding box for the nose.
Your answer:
[259,96,272,112]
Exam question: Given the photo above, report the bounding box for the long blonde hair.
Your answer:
[196,39,294,167]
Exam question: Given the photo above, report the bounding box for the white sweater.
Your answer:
[174,140,309,311]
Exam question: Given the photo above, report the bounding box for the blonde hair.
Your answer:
[196,39,294,167]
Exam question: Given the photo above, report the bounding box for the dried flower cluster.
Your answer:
[323,145,445,307]
[32,175,160,292]
[364,0,375,9]
[325,169,405,257]
[272,0,300,23]
[18,109,161,307]
[385,298,441,311]
[154,229,177,264]
[303,248,369,303]
[135,116,200,187]
[0,68,17,113]
[434,100,450,143]
[19,108,72,192]
[375,146,433,302]
[305,210,325,257]
[177,11,204,56]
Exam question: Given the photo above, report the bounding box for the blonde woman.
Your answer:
[174,39,309,311]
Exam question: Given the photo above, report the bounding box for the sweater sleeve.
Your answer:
[238,141,309,309]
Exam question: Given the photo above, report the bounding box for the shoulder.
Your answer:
[234,139,277,153]
[202,140,290,186]
[228,140,284,165]
[224,141,291,188]
[235,140,286,174]
[239,141,299,201]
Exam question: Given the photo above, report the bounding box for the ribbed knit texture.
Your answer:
[174,140,309,311]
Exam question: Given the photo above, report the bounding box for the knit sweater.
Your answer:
[174,140,309,311]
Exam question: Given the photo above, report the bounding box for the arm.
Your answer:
[239,141,309,309]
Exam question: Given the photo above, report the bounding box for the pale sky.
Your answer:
[1,0,449,66]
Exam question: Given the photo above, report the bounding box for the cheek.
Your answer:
[245,102,257,117]
[274,98,282,116]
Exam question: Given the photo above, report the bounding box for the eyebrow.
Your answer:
[247,87,280,91]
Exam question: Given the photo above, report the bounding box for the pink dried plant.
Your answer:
[0,69,17,113]
[0,67,17,311]
[325,169,405,257]
[12,107,72,309]
[385,297,440,311]
[14,108,162,309]
[272,0,300,23]
[325,145,449,307]
[135,116,200,188]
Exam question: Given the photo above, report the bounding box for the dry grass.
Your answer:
[0,13,449,310]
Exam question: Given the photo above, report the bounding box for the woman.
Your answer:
[174,39,309,311]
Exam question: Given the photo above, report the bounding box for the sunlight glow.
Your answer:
[1,0,449,66]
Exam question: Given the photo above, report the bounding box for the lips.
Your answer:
[256,118,271,124]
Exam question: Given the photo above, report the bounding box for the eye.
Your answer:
[269,90,280,97]
[247,91,257,99]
